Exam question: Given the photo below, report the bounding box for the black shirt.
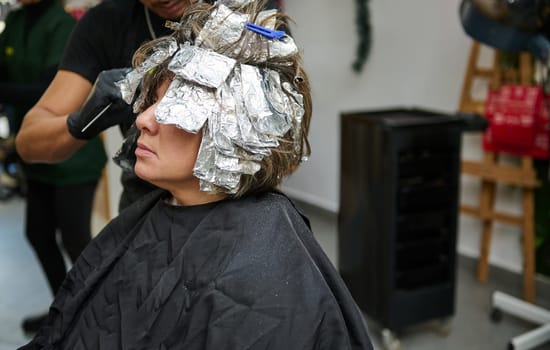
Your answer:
[60,0,172,84]
[59,0,178,211]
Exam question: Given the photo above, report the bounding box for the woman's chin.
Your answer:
[134,164,152,183]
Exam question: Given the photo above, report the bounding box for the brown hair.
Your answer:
[132,0,311,198]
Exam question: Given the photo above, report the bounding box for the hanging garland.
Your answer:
[274,0,370,71]
[352,0,372,73]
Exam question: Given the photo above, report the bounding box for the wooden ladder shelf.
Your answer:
[459,41,539,303]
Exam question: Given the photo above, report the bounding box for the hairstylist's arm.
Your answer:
[15,70,90,163]
[17,67,131,162]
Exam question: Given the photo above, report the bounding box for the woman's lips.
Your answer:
[135,142,155,157]
[154,1,185,19]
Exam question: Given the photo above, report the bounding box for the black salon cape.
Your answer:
[19,190,373,350]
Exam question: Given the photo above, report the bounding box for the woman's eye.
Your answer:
[140,96,159,111]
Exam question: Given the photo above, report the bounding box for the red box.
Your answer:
[482,85,548,159]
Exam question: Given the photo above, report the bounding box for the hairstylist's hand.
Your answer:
[67,68,133,140]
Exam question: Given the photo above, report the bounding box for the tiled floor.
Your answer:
[1,195,549,349]
[0,196,47,350]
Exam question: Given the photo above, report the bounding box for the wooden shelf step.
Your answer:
[460,204,524,226]
[461,160,539,187]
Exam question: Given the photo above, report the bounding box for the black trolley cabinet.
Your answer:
[338,108,464,346]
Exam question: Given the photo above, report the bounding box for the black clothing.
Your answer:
[0,0,105,313]
[25,179,98,294]
[0,0,74,133]
[22,314,49,335]
[19,190,373,350]
[0,66,55,108]
[2,0,55,97]
[59,0,170,210]
[0,0,56,111]
[23,0,55,39]
[60,0,173,86]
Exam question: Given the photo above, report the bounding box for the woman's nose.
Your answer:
[135,103,158,133]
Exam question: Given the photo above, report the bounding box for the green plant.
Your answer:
[352,0,372,72]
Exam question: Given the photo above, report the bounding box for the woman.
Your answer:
[19,1,373,349]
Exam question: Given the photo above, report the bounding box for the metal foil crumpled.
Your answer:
[194,127,243,193]
[282,81,306,158]
[195,4,247,51]
[217,0,255,7]
[221,64,279,154]
[197,4,298,61]
[155,76,216,133]
[115,3,306,193]
[116,37,178,105]
[155,61,297,192]
[181,63,284,191]
[168,43,236,89]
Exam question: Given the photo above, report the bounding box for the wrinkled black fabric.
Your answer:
[19,190,373,350]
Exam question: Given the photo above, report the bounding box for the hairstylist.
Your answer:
[15,0,278,212]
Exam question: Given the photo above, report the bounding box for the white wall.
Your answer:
[103,0,525,273]
[280,0,525,273]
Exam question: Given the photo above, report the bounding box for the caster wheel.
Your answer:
[490,308,502,323]
[507,341,515,350]
[381,328,400,350]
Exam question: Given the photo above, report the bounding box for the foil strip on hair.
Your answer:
[214,168,241,190]
[117,37,178,104]
[217,0,255,7]
[215,79,241,152]
[199,181,215,193]
[215,153,259,175]
[282,81,307,160]
[228,66,278,153]
[243,9,299,61]
[215,81,267,163]
[169,43,236,89]
[194,125,217,184]
[155,76,214,132]
[197,4,298,61]
[240,28,298,61]
[240,64,274,134]
[261,68,293,135]
[195,4,247,51]
[265,35,299,60]
[194,126,241,192]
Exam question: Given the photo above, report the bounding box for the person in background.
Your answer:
[0,0,107,334]
[14,0,279,212]
[17,1,374,349]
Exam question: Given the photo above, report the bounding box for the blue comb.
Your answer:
[245,23,286,40]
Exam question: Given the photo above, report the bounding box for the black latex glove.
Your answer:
[67,68,133,140]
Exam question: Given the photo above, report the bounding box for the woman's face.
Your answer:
[138,0,192,20]
[134,80,203,194]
